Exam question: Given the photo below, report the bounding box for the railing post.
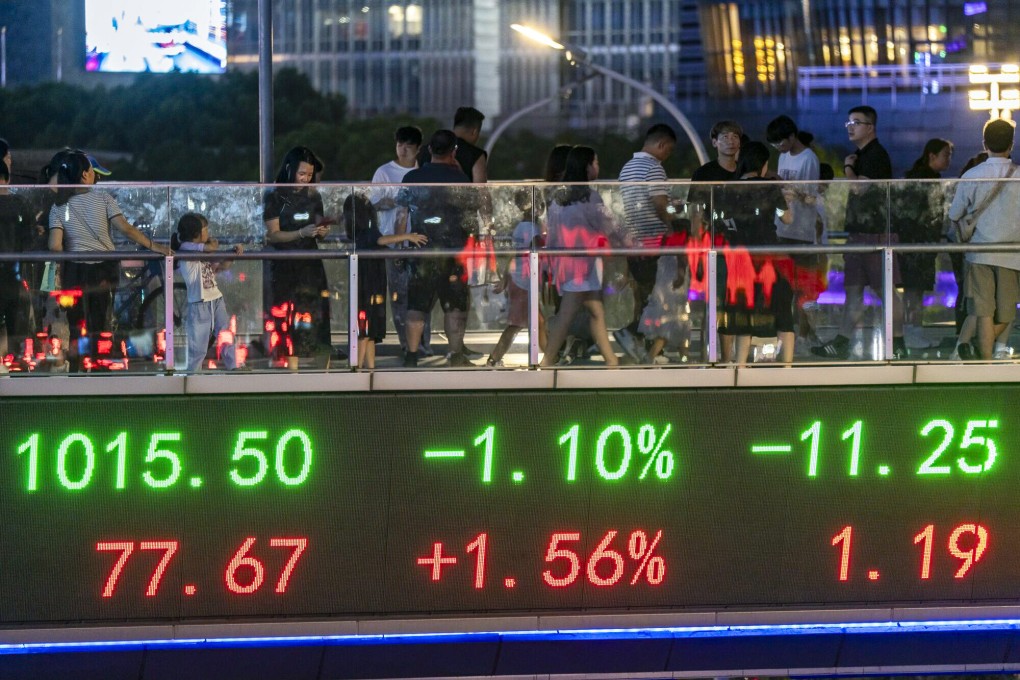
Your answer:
[528,248,540,367]
[885,181,894,361]
[529,183,541,368]
[163,254,174,372]
[707,248,718,364]
[884,247,895,361]
[348,252,358,370]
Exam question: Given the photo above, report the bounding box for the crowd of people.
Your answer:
[0,102,1018,372]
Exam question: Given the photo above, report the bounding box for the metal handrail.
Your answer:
[3,241,1018,263]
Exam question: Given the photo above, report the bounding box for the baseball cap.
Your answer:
[87,154,112,176]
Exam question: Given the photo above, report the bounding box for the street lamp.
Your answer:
[510,24,709,165]
[968,64,1020,121]
[485,74,598,159]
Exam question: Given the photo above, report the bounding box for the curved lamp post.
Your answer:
[510,24,709,165]
[485,74,598,158]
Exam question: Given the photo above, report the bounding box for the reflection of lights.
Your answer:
[969,63,1020,120]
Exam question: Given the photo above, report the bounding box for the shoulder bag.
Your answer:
[949,164,1018,243]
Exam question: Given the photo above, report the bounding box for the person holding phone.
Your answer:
[263,146,334,364]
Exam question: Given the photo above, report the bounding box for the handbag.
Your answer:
[949,164,1017,242]
[40,261,57,292]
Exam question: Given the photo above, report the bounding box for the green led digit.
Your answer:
[841,421,862,476]
[560,425,580,481]
[142,433,183,489]
[56,433,95,491]
[958,419,998,473]
[17,433,40,492]
[595,425,631,481]
[801,421,821,477]
[274,429,312,486]
[106,432,127,489]
[230,431,269,486]
[473,426,494,483]
[918,419,953,475]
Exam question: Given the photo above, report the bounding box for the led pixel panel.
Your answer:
[1,386,1019,627]
[85,0,227,74]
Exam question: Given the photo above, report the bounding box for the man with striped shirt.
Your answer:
[615,124,677,362]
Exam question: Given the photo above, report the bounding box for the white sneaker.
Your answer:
[994,346,1014,360]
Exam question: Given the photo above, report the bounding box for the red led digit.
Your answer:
[225,537,265,594]
[914,524,934,580]
[96,541,135,598]
[586,530,625,587]
[269,537,308,593]
[465,533,488,590]
[139,541,178,597]
[542,532,581,587]
[831,526,852,582]
[948,524,989,579]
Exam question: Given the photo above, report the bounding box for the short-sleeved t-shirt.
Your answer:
[178,241,223,303]
[371,161,416,238]
[688,161,736,216]
[418,138,487,181]
[719,178,787,247]
[845,138,893,234]
[396,163,474,249]
[619,151,669,246]
[48,190,123,262]
[263,189,324,250]
[691,160,737,183]
[775,147,821,242]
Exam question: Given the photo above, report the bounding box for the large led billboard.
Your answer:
[85,0,227,74]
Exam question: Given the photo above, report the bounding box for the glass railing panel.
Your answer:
[890,178,955,357]
[538,182,637,367]
[363,181,496,369]
[940,174,1020,361]
[10,178,1020,374]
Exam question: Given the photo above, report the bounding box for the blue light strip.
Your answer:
[6,618,1020,655]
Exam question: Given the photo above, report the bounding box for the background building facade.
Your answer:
[4,0,1020,156]
[224,0,704,129]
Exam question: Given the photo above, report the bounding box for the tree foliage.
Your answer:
[0,69,705,182]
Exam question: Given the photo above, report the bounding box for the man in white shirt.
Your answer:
[371,126,431,358]
[948,118,1020,359]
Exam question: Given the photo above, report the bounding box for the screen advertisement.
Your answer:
[85,0,228,74]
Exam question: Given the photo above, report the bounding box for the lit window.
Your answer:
[406,4,422,36]
[388,5,404,36]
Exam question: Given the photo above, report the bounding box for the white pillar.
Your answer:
[473,0,500,120]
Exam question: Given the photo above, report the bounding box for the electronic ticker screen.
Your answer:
[1,386,1017,627]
